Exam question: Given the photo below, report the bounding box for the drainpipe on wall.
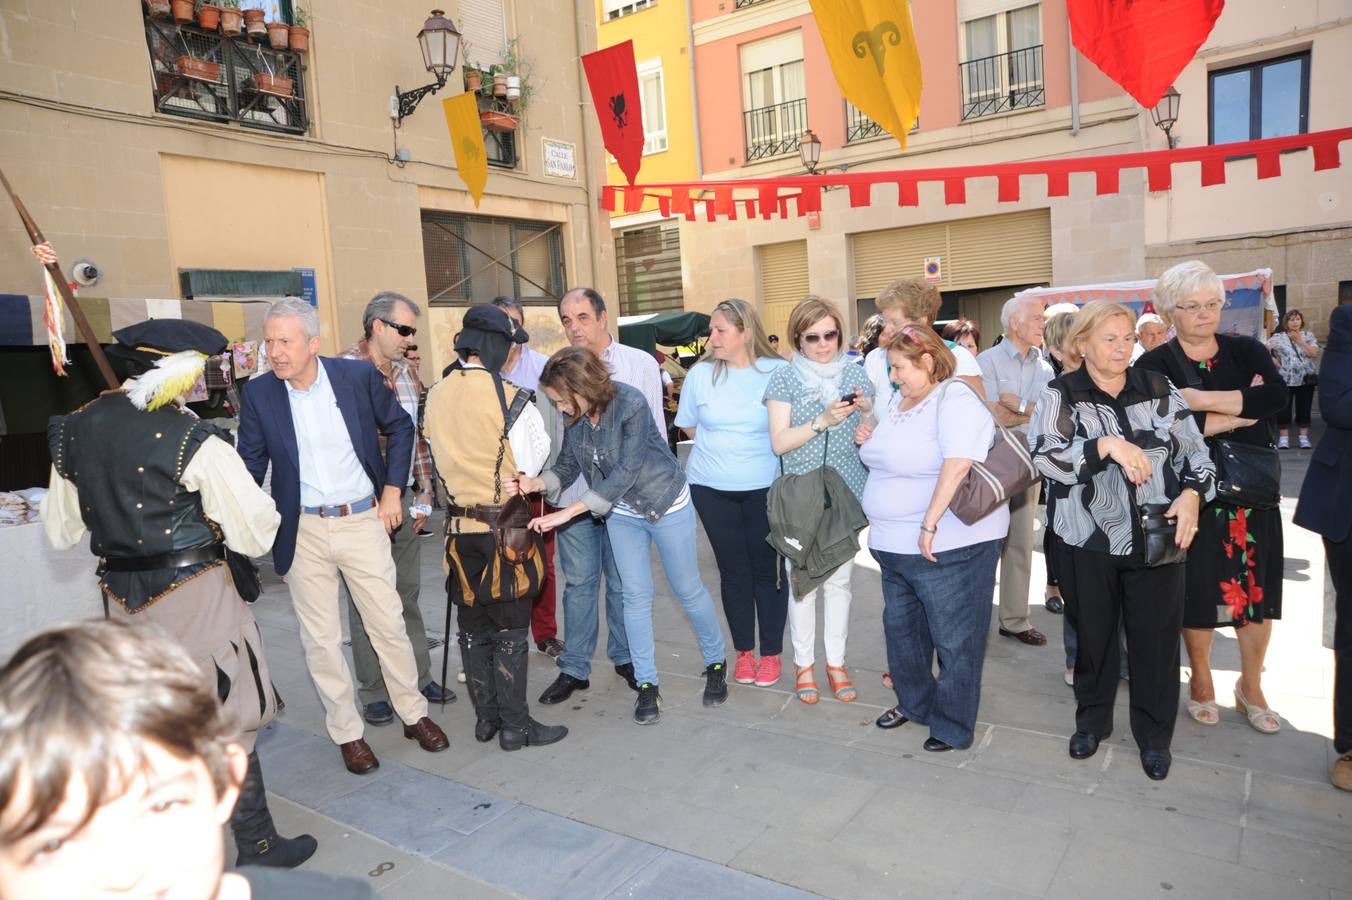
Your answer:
[575,0,607,291]
[686,0,704,178]
[1067,19,1080,136]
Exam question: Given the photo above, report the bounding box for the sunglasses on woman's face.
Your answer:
[801,330,840,345]
[380,318,417,337]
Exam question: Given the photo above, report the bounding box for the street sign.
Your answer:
[924,256,942,283]
[292,267,317,307]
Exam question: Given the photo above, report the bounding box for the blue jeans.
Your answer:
[555,514,630,680]
[605,503,726,687]
[873,540,1000,749]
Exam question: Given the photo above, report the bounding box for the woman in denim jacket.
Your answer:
[509,347,728,726]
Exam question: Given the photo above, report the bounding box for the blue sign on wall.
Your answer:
[292,268,317,307]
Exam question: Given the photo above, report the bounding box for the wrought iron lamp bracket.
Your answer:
[395,73,447,127]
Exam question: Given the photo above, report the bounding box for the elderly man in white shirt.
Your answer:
[536,287,665,705]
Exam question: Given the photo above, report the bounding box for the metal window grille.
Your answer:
[144,16,308,135]
[422,211,566,306]
[614,224,683,316]
[958,45,1044,121]
[743,97,807,162]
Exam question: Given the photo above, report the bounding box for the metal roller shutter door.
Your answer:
[758,240,809,341]
[851,208,1051,297]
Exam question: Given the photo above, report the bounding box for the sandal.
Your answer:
[1186,698,1219,726]
[794,665,819,705]
[881,672,893,690]
[1234,685,1281,734]
[826,664,857,703]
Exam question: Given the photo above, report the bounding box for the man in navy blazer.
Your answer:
[1294,304,1352,790]
[237,298,448,774]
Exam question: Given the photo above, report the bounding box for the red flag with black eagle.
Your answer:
[1068,0,1225,109]
[582,40,644,185]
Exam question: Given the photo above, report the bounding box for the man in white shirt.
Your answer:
[495,295,550,393]
[537,287,664,705]
[976,295,1056,648]
[863,278,986,412]
[1132,313,1168,362]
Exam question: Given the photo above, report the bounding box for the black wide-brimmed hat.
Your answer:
[105,318,229,367]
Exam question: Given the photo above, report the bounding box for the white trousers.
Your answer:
[787,560,854,668]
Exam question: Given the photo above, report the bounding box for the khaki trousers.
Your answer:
[997,482,1040,633]
[288,508,427,744]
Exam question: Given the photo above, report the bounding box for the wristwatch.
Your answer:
[810,417,826,434]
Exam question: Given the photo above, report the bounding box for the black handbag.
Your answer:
[1167,339,1281,510]
[1139,501,1188,568]
[1304,373,1319,387]
[225,549,262,603]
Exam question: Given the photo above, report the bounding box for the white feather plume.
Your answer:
[125,350,207,411]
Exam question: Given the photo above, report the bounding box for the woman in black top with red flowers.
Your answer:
[1138,261,1288,736]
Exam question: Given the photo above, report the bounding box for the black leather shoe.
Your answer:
[923,737,953,752]
[538,673,589,705]
[1068,731,1100,759]
[615,662,639,692]
[362,700,394,726]
[876,708,909,729]
[499,718,569,751]
[420,681,457,704]
[1045,594,1065,614]
[1140,750,1172,781]
[475,719,500,743]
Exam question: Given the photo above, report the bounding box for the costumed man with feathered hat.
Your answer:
[38,319,317,869]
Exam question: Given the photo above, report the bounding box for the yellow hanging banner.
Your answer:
[809,0,923,148]
[443,93,487,206]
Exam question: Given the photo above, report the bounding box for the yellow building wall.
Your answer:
[596,2,699,215]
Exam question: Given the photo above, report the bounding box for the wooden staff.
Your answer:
[0,166,119,389]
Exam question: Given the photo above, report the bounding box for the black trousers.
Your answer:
[1329,535,1352,754]
[1053,542,1185,752]
[1277,383,1315,428]
[690,485,787,656]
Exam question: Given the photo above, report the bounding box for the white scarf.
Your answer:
[790,351,849,408]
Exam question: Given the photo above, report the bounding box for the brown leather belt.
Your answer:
[449,503,506,521]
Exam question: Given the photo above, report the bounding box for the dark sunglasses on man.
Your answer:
[379,318,417,337]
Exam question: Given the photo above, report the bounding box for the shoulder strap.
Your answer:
[1166,338,1205,389]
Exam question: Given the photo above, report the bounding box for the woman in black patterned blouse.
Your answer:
[1029,301,1216,781]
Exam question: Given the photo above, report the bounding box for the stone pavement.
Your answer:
[248,431,1350,899]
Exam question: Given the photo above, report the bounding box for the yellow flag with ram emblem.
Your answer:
[443,93,487,206]
[809,0,922,148]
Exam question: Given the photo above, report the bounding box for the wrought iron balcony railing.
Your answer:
[734,0,774,9]
[743,97,807,162]
[845,101,886,143]
[144,16,308,135]
[958,44,1044,121]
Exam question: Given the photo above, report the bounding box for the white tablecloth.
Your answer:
[0,523,102,658]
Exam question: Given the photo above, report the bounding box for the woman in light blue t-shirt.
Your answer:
[676,299,789,690]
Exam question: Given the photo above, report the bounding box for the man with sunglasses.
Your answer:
[337,292,457,727]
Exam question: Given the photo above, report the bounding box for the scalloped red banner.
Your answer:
[599,128,1351,222]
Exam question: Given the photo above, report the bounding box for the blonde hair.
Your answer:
[876,278,941,323]
[700,298,781,384]
[1042,307,1080,366]
[786,295,846,353]
[886,326,956,383]
[1067,301,1137,358]
[1153,260,1225,319]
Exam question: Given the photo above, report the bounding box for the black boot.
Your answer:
[493,627,568,751]
[458,630,500,743]
[232,751,318,869]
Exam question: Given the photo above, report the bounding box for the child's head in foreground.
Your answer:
[0,619,247,900]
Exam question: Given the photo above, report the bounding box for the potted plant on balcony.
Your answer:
[288,7,309,52]
[170,0,194,24]
[196,2,221,31]
[491,68,509,98]
[243,6,266,37]
[499,38,535,122]
[146,0,173,18]
[217,0,242,35]
[250,51,293,96]
[265,17,289,50]
[479,108,518,133]
[464,65,482,93]
[175,52,220,82]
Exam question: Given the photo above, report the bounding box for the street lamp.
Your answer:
[799,129,823,175]
[1150,86,1181,149]
[393,9,462,128]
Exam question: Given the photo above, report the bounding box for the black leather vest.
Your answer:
[48,392,225,609]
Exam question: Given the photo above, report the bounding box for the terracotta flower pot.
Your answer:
[492,73,508,97]
[147,0,172,18]
[176,55,220,81]
[170,0,194,24]
[480,110,518,133]
[243,8,265,36]
[266,20,289,49]
[219,8,242,34]
[464,69,482,92]
[288,24,309,52]
[197,4,221,31]
[251,72,293,96]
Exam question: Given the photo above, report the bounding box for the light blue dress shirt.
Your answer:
[285,360,375,508]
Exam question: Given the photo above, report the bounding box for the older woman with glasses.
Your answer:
[1137,260,1288,735]
[764,296,873,704]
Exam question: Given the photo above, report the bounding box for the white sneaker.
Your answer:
[1278,435,1289,449]
[1063,668,1074,687]
[1299,435,1311,449]
[457,670,467,683]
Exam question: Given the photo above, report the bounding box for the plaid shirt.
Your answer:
[339,340,435,494]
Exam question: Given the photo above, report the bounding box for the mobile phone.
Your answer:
[840,391,856,404]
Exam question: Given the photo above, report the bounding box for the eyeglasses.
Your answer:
[379,318,417,337]
[801,330,840,344]
[1173,300,1225,316]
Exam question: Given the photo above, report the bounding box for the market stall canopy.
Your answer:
[617,311,710,356]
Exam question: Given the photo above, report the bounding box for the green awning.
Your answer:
[617,311,709,356]
[179,269,303,298]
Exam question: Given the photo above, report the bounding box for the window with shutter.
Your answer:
[758,240,809,340]
[459,0,508,67]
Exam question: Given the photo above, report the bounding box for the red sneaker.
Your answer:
[755,654,781,687]
[733,650,757,684]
